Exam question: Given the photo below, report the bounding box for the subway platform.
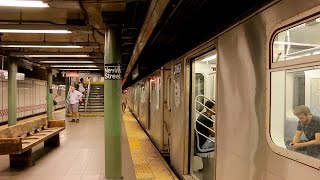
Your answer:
[0,109,177,180]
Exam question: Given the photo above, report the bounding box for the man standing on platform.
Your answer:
[68,86,83,123]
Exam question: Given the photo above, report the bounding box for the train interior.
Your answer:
[191,50,217,180]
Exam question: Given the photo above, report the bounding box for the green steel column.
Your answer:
[104,27,122,179]
[8,60,17,126]
[47,69,53,120]
[65,77,70,116]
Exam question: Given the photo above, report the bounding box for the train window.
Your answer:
[273,17,320,63]
[195,73,205,112]
[270,67,320,160]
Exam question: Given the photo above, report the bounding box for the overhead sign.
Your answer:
[0,70,25,80]
[104,64,121,80]
[65,71,80,77]
[79,71,103,77]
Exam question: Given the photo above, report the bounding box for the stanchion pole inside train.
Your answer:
[8,59,17,126]
[104,24,123,179]
[47,69,53,120]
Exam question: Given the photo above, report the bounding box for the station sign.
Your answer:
[65,71,80,77]
[104,64,121,80]
[0,70,25,80]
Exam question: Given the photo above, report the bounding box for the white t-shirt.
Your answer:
[69,90,83,104]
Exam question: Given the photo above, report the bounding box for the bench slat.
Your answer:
[20,127,64,153]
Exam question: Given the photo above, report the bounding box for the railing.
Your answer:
[84,81,91,113]
[195,95,215,144]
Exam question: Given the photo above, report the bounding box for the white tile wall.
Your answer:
[0,78,65,123]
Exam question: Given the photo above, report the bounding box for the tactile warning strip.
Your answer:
[123,111,178,180]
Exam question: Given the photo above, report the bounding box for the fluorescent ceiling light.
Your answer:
[0,0,49,8]
[0,29,71,34]
[1,45,82,48]
[59,69,101,71]
[274,41,320,47]
[201,54,217,62]
[40,61,94,63]
[24,55,90,58]
[51,65,97,68]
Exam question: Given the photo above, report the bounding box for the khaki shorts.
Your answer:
[69,103,79,113]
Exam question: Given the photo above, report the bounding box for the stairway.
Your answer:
[79,84,104,113]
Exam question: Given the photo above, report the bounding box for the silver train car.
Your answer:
[128,0,320,179]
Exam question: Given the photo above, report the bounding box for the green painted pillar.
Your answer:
[8,60,17,126]
[65,77,70,116]
[47,69,53,120]
[104,27,122,179]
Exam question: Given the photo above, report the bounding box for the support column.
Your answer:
[8,60,17,126]
[47,69,53,120]
[65,77,70,116]
[104,27,122,179]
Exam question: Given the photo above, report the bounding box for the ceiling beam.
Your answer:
[122,0,170,84]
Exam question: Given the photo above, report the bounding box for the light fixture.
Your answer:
[1,45,82,48]
[24,55,90,58]
[0,41,99,48]
[0,29,71,34]
[0,25,93,34]
[59,69,101,71]
[201,54,217,62]
[51,65,97,68]
[0,0,49,8]
[40,61,94,63]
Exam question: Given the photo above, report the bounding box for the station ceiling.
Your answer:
[0,0,275,88]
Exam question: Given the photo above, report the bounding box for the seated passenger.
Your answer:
[196,101,216,149]
[289,105,320,158]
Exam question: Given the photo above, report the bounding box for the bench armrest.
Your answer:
[0,138,22,155]
[48,120,65,128]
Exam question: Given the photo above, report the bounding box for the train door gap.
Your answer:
[189,50,217,180]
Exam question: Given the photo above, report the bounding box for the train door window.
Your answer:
[195,73,205,112]
[269,15,320,167]
[190,50,217,180]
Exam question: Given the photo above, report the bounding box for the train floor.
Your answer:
[0,109,177,180]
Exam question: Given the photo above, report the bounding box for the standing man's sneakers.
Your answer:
[76,119,79,123]
[69,119,75,122]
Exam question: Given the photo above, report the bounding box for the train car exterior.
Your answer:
[128,0,320,179]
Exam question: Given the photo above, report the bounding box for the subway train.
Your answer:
[127,0,320,179]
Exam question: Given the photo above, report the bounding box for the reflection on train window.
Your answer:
[271,67,320,159]
[141,83,145,103]
[273,17,320,62]
[156,77,160,109]
[195,73,204,112]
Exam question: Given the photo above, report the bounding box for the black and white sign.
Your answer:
[104,64,121,80]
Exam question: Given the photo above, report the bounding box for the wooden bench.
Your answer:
[0,118,65,168]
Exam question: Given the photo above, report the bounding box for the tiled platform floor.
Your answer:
[0,109,177,180]
[0,110,135,180]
